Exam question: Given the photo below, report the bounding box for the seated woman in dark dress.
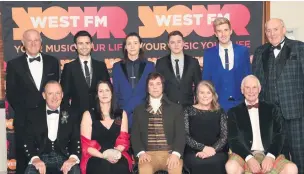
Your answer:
[183,80,228,174]
[80,81,132,174]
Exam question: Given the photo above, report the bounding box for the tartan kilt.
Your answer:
[229,153,291,174]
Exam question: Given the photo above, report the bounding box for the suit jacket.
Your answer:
[6,53,60,128]
[112,60,155,127]
[131,96,186,156]
[60,58,110,119]
[156,54,201,107]
[227,101,284,159]
[202,44,251,108]
[252,38,304,120]
[23,106,81,161]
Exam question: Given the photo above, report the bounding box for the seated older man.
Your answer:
[226,75,298,174]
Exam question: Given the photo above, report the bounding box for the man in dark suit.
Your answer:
[24,81,81,174]
[226,75,297,174]
[6,29,60,174]
[131,72,185,174]
[61,30,110,120]
[156,30,201,107]
[252,18,304,173]
[202,17,251,112]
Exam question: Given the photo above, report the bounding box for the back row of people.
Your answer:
[6,16,304,174]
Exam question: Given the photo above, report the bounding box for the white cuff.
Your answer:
[29,156,40,164]
[245,154,254,162]
[172,151,181,159]
[69,155,80,164]
[266,153,276,160]
[136,151,145,158]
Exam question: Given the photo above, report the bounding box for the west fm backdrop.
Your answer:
[1,1,263,173]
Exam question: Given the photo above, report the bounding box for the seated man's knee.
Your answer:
[69,165,81,174]
[139,162,154,174]
[225,160,243,174]
[24,165,39,174]
[281,163,298,174]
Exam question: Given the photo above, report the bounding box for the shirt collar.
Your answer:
[79,56,92,65]
[46,105,60,113]
[26,53,41,59]
[245,99,259,106]
[171,54,184,62]
[219,42,233,52]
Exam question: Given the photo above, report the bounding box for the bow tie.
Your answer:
[47,109,59,115]
[271,39,285,50]
[247,103,259,109]
[29,56,41,63]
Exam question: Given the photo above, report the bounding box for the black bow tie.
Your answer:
[47,109,59,115]
[271,39,285,50]
[29,56,41,63]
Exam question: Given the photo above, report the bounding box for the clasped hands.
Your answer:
[138,152,180,170]
[101,145,124,164]
[196,146,216,159]
[32,157,77,174]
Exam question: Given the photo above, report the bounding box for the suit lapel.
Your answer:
[275,40,291,79]
[261,45,272,81]
[90,59,97,89]
[120,62,129,82]
[258,101,267,148]
[137,61,146,82]
[240,103,253,140]
[166,56,180,85]
[75,58,90,89]
[232,44,239,69]
[39,54,51,91]
[20,54,37,90]
[180,56,189,81]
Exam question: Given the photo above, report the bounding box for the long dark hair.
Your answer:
[94,80,118,120]
[122,32,145,61]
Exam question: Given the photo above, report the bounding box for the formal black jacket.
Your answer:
[60,58,110,119]
[23,106,81,161]
[227,101,284,159]
[131,96,186,156]
[156,54,201,107]
[6,53,60,127]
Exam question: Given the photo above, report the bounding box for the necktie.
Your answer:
[84,61,91,87]
[29,56,41,63]
[131,62,136,88]
[175,59,181,80]
[224,48,229,70]
[47,109,59,115]
[247,103,259,109]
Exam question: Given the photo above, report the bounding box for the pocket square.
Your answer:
[47,73,55,76]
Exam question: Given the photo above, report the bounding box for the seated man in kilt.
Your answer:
[226,75,297,174]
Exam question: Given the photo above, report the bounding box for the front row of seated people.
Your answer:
[23,73,298,174]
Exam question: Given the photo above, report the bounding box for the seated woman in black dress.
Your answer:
[80,81,132,174]
[183,80,228,174]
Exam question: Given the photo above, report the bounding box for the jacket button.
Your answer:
[249,141,252,144]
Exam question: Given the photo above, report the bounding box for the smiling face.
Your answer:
[22,30,42,57]
[75,36,93,57]
[197,84,213,108]
[97,83,112,104]
[265,19,286,46]
[215,23,232,45]
[43,83,63,110]
[125,36,142,59]
[241,76,261,104]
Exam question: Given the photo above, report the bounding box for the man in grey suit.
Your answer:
[252,18,304,174]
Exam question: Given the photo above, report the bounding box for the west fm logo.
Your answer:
[139,4,251,37]
[12,6,128,40]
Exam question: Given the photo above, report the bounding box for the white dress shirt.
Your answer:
[26,53,43,90]
[273,42,285,58]
[29,106,79,164]
[79,57,92,84]
[171,54,184,78]
[219,42,234,70]
[245,100,275,162]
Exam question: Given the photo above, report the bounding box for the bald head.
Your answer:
[265,18,286,46]
[22,29,42,57]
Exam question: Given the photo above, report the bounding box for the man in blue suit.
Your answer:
[202,17,251,112]
[112,32,155,127]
